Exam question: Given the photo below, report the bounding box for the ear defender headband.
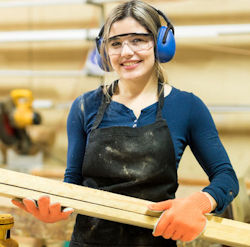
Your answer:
[95,6,176,71]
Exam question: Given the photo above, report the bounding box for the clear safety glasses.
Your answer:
[106,33,154,55]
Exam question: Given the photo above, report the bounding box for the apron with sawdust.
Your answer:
[70,81,178,246]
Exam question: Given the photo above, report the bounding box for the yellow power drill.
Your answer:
[0,214,18,247]
[0,89,41,154]
[10,89,41,129]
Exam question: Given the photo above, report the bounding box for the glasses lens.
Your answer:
[107,33,153,55]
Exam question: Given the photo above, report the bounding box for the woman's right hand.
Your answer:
[11,195,74,223]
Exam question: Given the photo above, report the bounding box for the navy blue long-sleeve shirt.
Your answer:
[64,85,239,214]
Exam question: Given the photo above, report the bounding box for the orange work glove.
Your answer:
[148,191,212,242]
[11,195,74,223]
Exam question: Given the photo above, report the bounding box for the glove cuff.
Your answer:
[188,191,212,214]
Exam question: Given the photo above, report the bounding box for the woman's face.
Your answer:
[107,17,155,82]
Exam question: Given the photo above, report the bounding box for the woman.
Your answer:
[12,0,239,246]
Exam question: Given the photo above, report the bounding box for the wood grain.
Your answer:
[0,168,249,246]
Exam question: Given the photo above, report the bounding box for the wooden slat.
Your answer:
[0,168,159,223]
[0,183,158,229]
[202,216,250,247]
[0,77,100,100]
[0,168,249,246]
[1,0,250,31]
[0,4,100,30]
[106,0,250,25]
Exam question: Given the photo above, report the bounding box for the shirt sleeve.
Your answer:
[187,94,239,214]
[64,95,86,185]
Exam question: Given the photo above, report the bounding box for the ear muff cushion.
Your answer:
[95,47,108,71]
[95,38,111,72]
[156,26,176,63]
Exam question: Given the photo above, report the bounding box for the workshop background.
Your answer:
[0,0,250,246]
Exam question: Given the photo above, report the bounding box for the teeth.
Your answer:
[123,62,138,66]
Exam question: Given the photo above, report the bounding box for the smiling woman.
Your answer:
[96,0,175,81]
[105,17,156,86]
[11,1,239,247]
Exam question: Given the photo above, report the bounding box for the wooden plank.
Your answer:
[0,4,100,30]
[0,168,249,246]
[1,0,250,31]
[202,216,250,247]
[106,0,250,25]
[0,183,158,229]
[0,168,159,226]
[0,77,100,100]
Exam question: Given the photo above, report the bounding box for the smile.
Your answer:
[121,61,141,66]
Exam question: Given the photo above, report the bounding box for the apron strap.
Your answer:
[156,81,165,120]
[91,80,165,130]
[91,80,118,130]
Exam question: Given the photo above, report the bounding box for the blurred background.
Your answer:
[0,0,249,246]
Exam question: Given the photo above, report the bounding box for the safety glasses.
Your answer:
[106,33,154,55]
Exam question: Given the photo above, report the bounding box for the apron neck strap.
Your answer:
[156,81,165,120]
[92,80,165,130]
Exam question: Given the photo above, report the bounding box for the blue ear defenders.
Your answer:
[95,7,176,71]
[155,9,175,63]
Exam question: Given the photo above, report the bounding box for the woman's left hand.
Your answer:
[147,192,212,242]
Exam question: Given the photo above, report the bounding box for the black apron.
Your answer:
[70,81,178,247]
